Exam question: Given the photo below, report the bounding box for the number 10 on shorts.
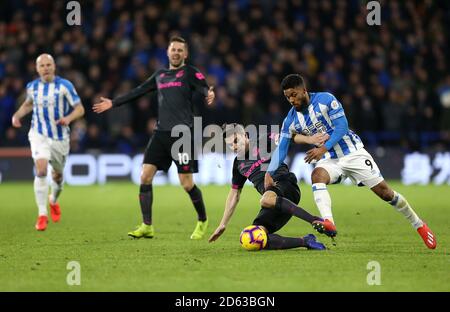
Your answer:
[178,153,190,165]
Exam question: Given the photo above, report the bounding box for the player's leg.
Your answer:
[311,161,342,224]
[178,173,208,239]
[344,148,436,249]
[29,132,51,230]
[253,211,325,250]
[48,170,63,222]
[129,133,168,238]
[34,158,49,230]
[48,138,69,222]
[371,180,436,249]
[128,164,158,238]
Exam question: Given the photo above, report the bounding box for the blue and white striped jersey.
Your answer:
[26,76,81,140]
[280,92,363,159]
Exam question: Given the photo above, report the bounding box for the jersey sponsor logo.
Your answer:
[175,70,185,78]
[157,81,183,89]
[195,72,205,80]
[243,157,267,178]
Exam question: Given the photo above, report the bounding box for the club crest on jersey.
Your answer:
[195,72,205,80]
[331,100,340,110]
[159,73,166,78]
[176,70,184,78]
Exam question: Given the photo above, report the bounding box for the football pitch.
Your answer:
[0,182,448,292]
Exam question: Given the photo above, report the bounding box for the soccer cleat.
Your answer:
[49,195,61,223]
[190,219,208,240]
[35,215,48,231]
[417,223,436,249]
[128,223,154,238]
[312,219,337,237]
[303,234,326,250]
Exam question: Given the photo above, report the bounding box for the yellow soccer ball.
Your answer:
[239,225,267,251]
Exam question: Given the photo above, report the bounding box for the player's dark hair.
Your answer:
[169,36,188,50]
[281,74,306,90]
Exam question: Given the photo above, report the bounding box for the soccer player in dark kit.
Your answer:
[93,36,215,239]
[208,124,337,250]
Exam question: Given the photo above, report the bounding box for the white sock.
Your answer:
[34,176,48,216]
[389,191,423,229]
[50,180,63,204]
[312,183,334,223]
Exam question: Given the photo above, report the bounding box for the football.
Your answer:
[239,225,268,251]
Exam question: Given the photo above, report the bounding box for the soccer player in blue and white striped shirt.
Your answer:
[264,74,436,249]
[12,54,85,231]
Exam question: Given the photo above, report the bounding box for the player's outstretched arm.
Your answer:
[208,188,241,243]
[12,99,33,128]
[57,103,85,126]
[293,132,329,146]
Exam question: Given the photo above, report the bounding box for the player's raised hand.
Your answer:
[206,86,215,105]
[11,115,22,128]
[304,146,328,164]
[208,224,226,242]
[93,97,113,113]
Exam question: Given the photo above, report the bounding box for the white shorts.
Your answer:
[315,148,384,188]
[28,131,70,173]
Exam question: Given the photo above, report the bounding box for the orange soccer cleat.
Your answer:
[312,219,337,238]
[49,196,61,222]
[417,223,437,249]
[35,215,48,231]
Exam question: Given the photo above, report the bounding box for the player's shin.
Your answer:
[312,183,334,223]
[389,191,423,229]
[187,185,207,221]
[265,234,306,250]
[34,176,49,216]
[139,184,153,225]
[50,180,63,203]
[275,197,321,223]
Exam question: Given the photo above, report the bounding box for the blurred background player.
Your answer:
[11,54,85,231]
[93,37,215,239]
[209,123,335,250]
[265,74,436,249]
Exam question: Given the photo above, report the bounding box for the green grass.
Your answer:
[0,182,449,291]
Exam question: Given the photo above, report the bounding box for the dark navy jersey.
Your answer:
[231,133,291,195]
[112,64,209,131]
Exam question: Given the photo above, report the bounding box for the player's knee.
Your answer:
[36,168,47,177]
[311,168,329,184]
[52,172,63,183]
[140,171,153,184]
[182,182,194,192]
[260,192,276,208]
[373,183,393,201]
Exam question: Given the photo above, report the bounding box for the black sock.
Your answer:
[275,197,321,224]
[266,233,306,250]
[187,185,207,221]
[139,184,153,225]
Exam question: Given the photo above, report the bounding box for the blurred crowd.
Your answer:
[1,0,449,154]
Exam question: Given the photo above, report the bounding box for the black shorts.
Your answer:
[143,130,198,174]
[252,173,301,234]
